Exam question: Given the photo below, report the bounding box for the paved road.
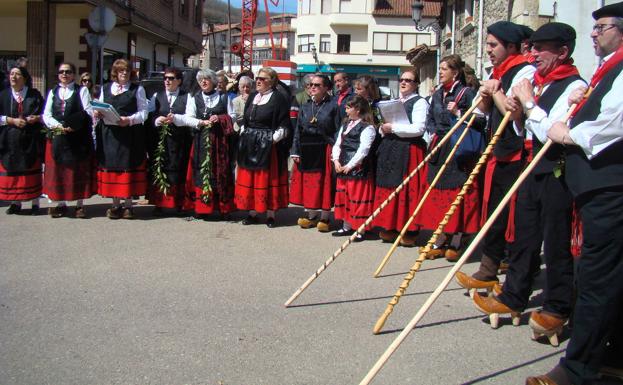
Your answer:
[1,197,567,385]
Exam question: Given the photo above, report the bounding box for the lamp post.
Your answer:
[311,44,319,72]
[411,0,441,32]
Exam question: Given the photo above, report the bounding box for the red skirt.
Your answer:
[0,160,42,201]
[148,184,185,209]
[334,176,375,228]
[418,171,481,234]
[182,142,235,215]
[43,140,96,201]
[373,144,426,232]
[97,162,148,198]
[235,147,289,212]
[289,145,334,211]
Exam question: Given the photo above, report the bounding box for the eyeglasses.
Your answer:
[256,76,268,82]
[399,78,415,83]
[58,70,74,75]
[592,24,618,34]
[164,76,177,81]
[81,78,92,83]
[309,83,323,88]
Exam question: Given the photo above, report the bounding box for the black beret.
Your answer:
[593,1,623,19]
[487,21,524,44]
[530,22,576,44]
[518,25,534,41]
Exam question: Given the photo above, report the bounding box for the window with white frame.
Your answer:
[301,0,312,14]
[464,0,474,21]
[321,0,332,14]
[339,0,351,13]
[320,34,331,52]
[298,34,314,53]
[373,32,418,53]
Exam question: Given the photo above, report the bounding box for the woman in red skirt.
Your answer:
[331,95,376,241]
[172,69,235,218]
[235,67,290,228]
[419,54,483,261]
[42,62,95,218]
[94,59,149,219]
[290,74,339,232]
[373,69,428,247]
[0,66,44,215]
[146,67,192,215]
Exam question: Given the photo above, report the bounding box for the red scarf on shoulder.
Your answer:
[533,61,580,102]
[572,45,623,117]
[491,54,530,80]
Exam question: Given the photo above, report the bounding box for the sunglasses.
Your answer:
[58,70,74,75]
[81,78,92,83]
[399,78,415,83]
[256,76,268,82]
[310,83,323,88]
[164,76,178,81]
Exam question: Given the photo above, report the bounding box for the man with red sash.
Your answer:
[456,21,535,290]
[470,23,586,342]
[526,3,623,385]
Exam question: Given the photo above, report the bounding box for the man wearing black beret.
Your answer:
[519,24,536,63]
[525,2,623,385]
[471,21,586,347]
[456,21,535,296]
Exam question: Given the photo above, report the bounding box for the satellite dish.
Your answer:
[88,6,116,34]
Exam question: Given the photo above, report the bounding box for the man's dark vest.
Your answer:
[567,60,623,198]
[531,75,583,175]
[490,62,531,159]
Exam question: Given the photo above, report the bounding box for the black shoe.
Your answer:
[332,228,355,237]
[6,204,21,215]
[266,217,276,228]
[241,215,258,225]
[106,207,122,220]
[30,205,40,216]
[353,233,365,242]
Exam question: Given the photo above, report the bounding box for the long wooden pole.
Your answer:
[372,111,512,334]
[373,115,477,278]
[283,97,482,307]
[360,103,581,385]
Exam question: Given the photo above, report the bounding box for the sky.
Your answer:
[223,0,297,14]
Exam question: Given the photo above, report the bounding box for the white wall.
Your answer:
[55,18,83,67]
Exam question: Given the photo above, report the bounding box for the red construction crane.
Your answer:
[235,0,283,71]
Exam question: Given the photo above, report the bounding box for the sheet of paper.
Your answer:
[377,99,410,125]
[90,100,122,125]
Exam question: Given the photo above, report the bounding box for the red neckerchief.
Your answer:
[524,52,536,63]
[533,61,580,102]
[337,87,350,105]
[572,45,623,117]
[491,54,530,80]
[442,80,457,92]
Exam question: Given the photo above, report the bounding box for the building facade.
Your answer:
[291,0,441,97]
[0,0,204,92]
[439,0,613,81]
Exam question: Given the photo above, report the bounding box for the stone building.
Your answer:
[437,0,611,81]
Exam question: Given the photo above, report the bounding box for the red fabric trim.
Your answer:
[524,139,533,163]
[289,145,334,210]
[96,162,147,198]
[334,176,375,228]
[42,140,96,201]
[571,202,583,258]
[234,147,289,212]
[373,144,425,231]
[0,161,42,201]
[491,54,530,80]
[533,62,580,89]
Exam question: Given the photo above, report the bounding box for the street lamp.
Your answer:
[411,0,441,32]
[311,44,319,71]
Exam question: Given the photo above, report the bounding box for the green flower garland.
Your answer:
[199,123,213,203]
[42,125,65,139]
[152,122,172,195]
